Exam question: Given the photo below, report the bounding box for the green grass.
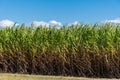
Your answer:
[0,24,120,78]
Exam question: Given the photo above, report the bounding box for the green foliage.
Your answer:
[1,24,120,78]
[0,24,120,55]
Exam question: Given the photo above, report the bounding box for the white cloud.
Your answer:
[104,18,120,24]
[0,19,15,27]
[67,21,80,26]
[32,21,49,27]
[49,20,62,26]
[32,20,63,28]
[0,19,81,29]
[72,21,80,25]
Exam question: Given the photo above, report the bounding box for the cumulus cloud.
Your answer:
[67,21,80,26]
[32,21,49,27]
[104,18,120,24]
[49,20,63,28]
[0,19,81,29]
[72,21,80,25]
[32,20,63,28]
[0,20,15,27]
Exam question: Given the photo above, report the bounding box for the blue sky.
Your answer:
[0,0,120,24]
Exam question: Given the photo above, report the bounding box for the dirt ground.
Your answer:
[0,73,119,80]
